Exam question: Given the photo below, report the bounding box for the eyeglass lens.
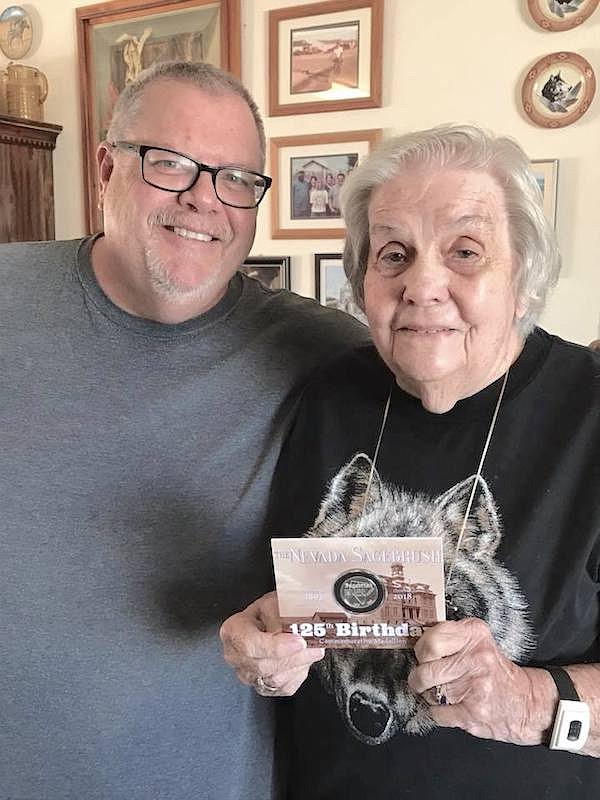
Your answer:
[142,148,266,208]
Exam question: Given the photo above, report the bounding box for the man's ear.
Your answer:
[96,142,114,207]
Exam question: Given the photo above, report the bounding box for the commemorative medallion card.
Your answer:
[271,537,445,648]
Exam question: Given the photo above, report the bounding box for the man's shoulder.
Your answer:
[0,238,85,273]
[236,277,371,368]
[250,282,368,336]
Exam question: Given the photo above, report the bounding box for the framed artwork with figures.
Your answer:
[76,0,241,232]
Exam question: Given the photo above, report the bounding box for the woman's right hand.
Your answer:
[219,591,325,697]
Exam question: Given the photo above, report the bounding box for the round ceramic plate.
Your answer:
[527,0,600,31]
[521,51,596,128]
[0,5,33,59]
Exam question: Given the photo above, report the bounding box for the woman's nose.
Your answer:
[401,253,450,306]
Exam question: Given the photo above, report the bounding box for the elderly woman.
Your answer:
[221,125,600,798]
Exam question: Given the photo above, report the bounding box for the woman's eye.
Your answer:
[455,248,478,258]
[378,246,408,266]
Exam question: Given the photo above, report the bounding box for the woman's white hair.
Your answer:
[341,124,561,336]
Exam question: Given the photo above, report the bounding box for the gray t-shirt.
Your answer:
[0,237,369,800]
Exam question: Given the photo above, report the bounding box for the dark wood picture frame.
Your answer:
[76,0,241,232]
[240,256,291,291]
[269,0,383,117]
[314,252,366,322]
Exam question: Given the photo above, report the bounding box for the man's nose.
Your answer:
[401,251,450,306]
[178,169,220,211]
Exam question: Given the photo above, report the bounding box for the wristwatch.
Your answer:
[546,665,590,752]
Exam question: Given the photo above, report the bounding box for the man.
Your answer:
[291,168,310,218]
[0,61,367,800]
[328,171,345,216]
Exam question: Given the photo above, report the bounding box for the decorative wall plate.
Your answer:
[0,5,33,59]
[521,52,596,128]
[527,0,600,32]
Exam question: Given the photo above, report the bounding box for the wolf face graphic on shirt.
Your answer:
[307,454,534,746]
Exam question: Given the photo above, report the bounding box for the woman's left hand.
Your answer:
[408,617,555,746]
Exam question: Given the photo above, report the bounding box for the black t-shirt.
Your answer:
[269,328,600,800]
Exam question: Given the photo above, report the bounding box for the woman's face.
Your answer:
[310,176,317,187]
[364,166,525,413]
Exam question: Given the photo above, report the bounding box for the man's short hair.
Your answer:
[107,61,266,169]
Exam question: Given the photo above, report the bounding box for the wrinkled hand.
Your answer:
[408,618,549,746]
[220,591,324,697]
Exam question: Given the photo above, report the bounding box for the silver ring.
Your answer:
[255,675,278,695]
[435,684,448,705]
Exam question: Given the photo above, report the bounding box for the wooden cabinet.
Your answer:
[0,114,62,243]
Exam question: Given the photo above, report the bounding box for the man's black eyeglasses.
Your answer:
[109,141,272,209]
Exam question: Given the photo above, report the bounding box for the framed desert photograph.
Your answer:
[269,0,383,116]
[76,0,241,232]
[530,159,559,228]
[270,129,381,238]
[315,253,366,323]
[240,256,291,291]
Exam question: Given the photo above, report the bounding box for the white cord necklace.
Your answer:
[360,369,510,596]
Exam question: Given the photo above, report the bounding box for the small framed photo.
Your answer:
[76,0,241,232]
[270,129,381,239]
[240,256,291,290]
[315,253,366,323]
[530,159,559,228]
[268,0,383,116]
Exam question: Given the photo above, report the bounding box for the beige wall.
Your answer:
[8,0,599,344]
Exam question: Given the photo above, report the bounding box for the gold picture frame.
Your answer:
[268,0,383,117]
[76,0,241,232]
[270,129,381,239]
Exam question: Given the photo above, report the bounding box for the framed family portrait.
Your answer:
[240,256,291,291]
[76,0,241,232]
[270,129,381,239]
[530,159,559,228]
[315,253,366,323]
[268,0,383,116]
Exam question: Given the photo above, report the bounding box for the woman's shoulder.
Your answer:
[533,328,600,409]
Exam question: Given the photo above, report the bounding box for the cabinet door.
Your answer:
[0,141,55,242]
[0,117,62,243]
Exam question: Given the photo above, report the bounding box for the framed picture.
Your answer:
[270,129,381,239]
[240,256,291,291]
[315,253,366,323]
[521,51,596,129]
[76,0,241,232]
[530,159,559,229]
[268,0,383,116]
[527,0,600,32]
